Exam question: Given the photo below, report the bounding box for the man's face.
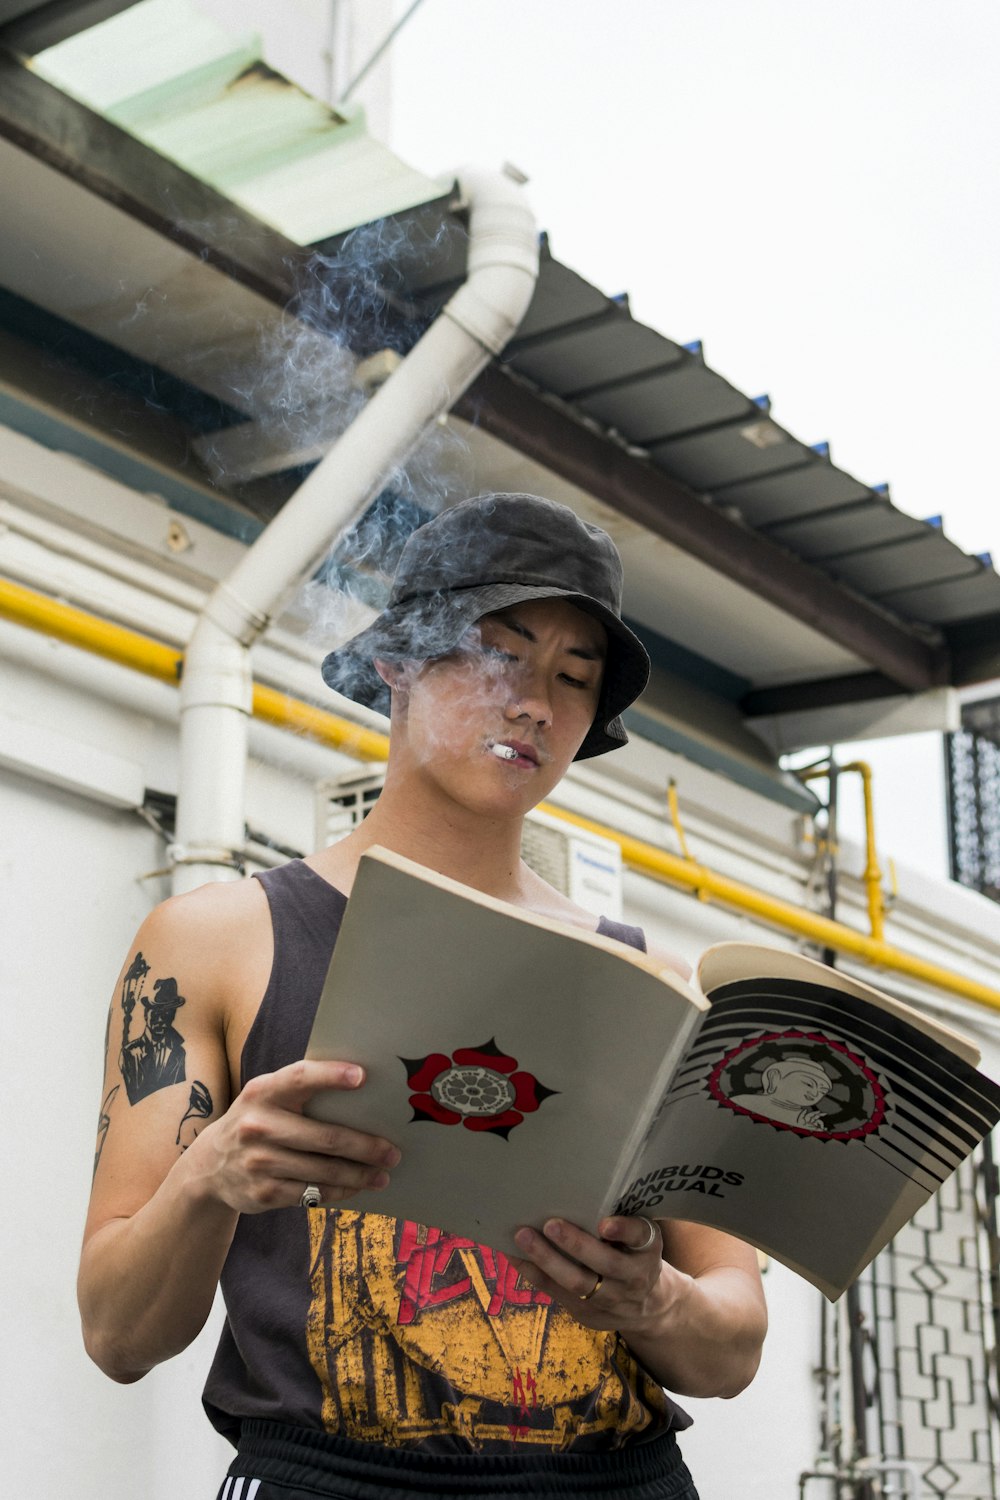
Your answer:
[147,1006,175,1040]
[778,1066,831,1106]
[392,597,606,813]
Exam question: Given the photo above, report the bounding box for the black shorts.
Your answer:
[216,1421,700,1500]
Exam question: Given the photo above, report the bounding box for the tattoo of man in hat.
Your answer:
[119,963,187,1105]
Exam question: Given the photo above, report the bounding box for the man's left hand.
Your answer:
[511,1214,666,1331]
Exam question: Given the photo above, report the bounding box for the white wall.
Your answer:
[680,1262,820,1495]
[0,621,333,1497]
[0,677,232,1494]
[196,0,395,135]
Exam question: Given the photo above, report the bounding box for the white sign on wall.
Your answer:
[568,833,623,921]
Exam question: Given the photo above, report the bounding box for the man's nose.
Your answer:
[503,669,552,727]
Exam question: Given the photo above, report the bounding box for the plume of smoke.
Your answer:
[268,215,479,656]
[60,190,485,665]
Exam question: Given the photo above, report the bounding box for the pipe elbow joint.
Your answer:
[449,167,540,355]
[180,614,253,715]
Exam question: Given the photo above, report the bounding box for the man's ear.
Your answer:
[374,658,409,693]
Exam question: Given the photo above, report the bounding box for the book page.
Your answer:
[304,847,706,1257]
[699,942,981,1065]
[613,973,1000,1299]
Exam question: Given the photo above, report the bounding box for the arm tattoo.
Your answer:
[118,952,188,1104]
[176,1081,214,1148]
[93,1085,120,1180]
[102,1000,112,1079]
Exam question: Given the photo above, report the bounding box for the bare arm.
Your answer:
[511,1215,766,1397]
[78,885,400,1384]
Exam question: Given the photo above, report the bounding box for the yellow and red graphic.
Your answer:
[510,1365,539,1441]
[402,1037,557,1138]
[304,1211,672,1451]
[396,1220,552,1324]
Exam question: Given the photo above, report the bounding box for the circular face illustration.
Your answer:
[708,1029,885,1139]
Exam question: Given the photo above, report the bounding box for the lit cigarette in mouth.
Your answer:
[490,743,518,761]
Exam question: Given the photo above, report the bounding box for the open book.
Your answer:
[305,846,1000,1300]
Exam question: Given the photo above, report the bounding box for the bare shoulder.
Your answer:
[645,939,692,983]
[518,861,691,979]
[116,878,274,1056]
[133,876,270,986]
[87,876,273,1214]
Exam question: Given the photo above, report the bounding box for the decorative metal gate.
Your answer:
[811,1143,1000,1498]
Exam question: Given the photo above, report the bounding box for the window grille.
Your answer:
[945,698,1000,906]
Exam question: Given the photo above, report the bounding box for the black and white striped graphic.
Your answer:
[216,1477,261,1500]
[668,980,1000,1193]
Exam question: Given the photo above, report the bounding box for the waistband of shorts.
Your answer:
[229,1419,691,1498]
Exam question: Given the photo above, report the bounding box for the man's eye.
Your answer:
[483,646,518,664]
[560,673,590,689]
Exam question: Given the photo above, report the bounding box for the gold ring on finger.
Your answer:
[579,1272,603,1301]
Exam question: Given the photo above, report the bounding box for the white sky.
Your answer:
[385,0,1000,882]
[388,0,999,565]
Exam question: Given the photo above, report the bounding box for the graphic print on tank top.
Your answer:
[303,1209,672,1451]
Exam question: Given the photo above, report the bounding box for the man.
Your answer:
[80,494,767,1499]
[119,975,188,1105]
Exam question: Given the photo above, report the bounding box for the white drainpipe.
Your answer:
[170,167,539,894]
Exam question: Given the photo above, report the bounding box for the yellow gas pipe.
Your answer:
[0,577,390,762]
[801,761,885,943]
[3,575,1000,1013]
[534,801,1000,1009]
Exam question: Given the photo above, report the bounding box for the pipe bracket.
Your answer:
[166,842,244,871]
[204,582,271,648]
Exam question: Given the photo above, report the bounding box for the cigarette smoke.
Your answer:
[94,203,557,749]
[268,216,481,658]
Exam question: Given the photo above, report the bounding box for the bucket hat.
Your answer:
[321,493,649,759]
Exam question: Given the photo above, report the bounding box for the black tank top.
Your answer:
[202,859,688,1453]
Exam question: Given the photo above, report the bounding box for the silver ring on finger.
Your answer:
[631,1216,657,1252]
[300,1183,322,1209]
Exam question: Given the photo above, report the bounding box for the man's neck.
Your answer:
[370,795,526,897]
[326,776,529,904]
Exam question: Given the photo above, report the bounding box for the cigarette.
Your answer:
[490,743,518,761]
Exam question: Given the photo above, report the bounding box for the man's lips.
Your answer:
[490,739,541,767]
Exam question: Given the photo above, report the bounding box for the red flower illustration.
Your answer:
[401,1038,557,1139]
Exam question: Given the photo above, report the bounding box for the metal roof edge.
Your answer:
[0,386,263,544]
[623,707,820,815]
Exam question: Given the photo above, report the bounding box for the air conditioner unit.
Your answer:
[315,770,623,920]
[519,809,623,920]
[315,765,387,847]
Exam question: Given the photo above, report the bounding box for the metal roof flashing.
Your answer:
[25,0,449,242]
[747,686,961,760]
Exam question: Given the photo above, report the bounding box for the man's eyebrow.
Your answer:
[500,617,606,661]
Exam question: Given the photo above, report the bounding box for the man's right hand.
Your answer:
[188,1059,400,1214]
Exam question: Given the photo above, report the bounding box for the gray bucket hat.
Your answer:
[321,492,650,759]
